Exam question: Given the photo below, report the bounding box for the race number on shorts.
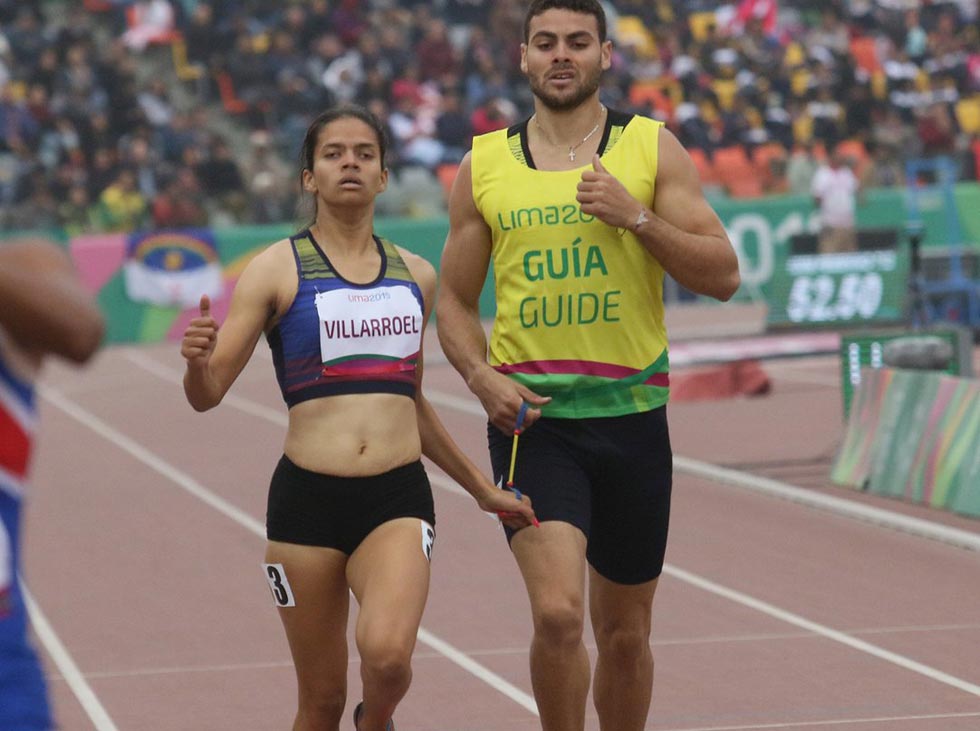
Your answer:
[262,563,295,607]
[421,521,435,562]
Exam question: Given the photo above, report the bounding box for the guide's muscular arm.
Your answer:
[437,153,550,433]
[576,129,740,301]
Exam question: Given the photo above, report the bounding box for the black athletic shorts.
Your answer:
[266,455,435,555]
[488,406,672,585]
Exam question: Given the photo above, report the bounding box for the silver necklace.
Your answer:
[532,105,606,162]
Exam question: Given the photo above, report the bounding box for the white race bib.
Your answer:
[314,286,422,366]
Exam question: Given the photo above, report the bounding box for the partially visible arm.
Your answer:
[642,131,740,300]
[436,153,549,432]
[0,239,104,363]
[434,153,493,387]
[406,250,536,529]
[577,129,740,301]
[181,242,286,411]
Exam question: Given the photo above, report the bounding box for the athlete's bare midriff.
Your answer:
[283,392,421,476]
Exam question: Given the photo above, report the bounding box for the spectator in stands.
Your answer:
[151,167,208,228]
[469,95,517,137]
[120,0,177,52]
[434,86,473,164]
[57,183,98,235]
[181,2,224,76]
[0,0,976,233]
[137,78,175,130]
[786,140,819,196]
[862,139,905,187]
[95,167,148,232]
[808,85,846,149]
[121,134,163,202]
[389,92,445,170]
[415,18,461,83]
[194,135,247,223]
[86,146,121,201]
[320,37,365,105]
[242,130,291,224]
[0,82,40,158]
[7,171,59,231]
[811,144,860,254]
[916,99,959,156]
[679,93,720,156]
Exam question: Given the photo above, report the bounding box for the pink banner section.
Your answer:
[69,234,127,293]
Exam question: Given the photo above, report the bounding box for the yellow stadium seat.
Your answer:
[688,11,717,42]
[792,114,813,145]
[711,79,738,111]
[783,42,805,68]
[871,70,888,100]
[914,70,930,92]
[790,68,811,98]
[955,96,980,134]
[616,16,657,58]
[171,37,204,81]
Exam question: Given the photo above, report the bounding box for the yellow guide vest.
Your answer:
[471,110,670,418]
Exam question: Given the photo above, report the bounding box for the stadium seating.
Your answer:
[436,163,460,203]
[688,147,721,189]
[216,71,248,115]
[713,146,763,198]
[849,36,881,74]
[955,97,980,135]
[171,37,205,82]
[834,139,870,178]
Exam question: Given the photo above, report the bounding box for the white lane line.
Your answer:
[673,457,980,553]
[122,353,470,502]
[424,374,980,554]
[416,629,538,714]
[121,355,980,701]
[20,582,120,731]
[664,565,980,698]
[421,388,980,699]
[656,711,980,731]
[39,383,539,717]
[124,353,980,552]
[41,386,267,537]
[123,350,288,426]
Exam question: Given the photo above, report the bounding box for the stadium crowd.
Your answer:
[0,0,977,230]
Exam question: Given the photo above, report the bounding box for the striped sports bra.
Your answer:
[267,230,424,407]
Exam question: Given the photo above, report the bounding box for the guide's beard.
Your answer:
[529,65,603,112]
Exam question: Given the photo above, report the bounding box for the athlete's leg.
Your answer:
[583,407,671,731]
[266,540,351,731]
[589,569,659,731]
[346,518,432,731]
[510,522,590,731]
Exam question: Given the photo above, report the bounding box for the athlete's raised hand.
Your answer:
[180,295,219,365]
[576,154,644,232]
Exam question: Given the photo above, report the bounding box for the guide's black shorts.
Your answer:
[266,455,435,555]
[488,406,672,584]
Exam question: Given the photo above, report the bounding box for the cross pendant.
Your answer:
[568,148,576,162]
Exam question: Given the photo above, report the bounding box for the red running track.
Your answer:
[21,335,980,731]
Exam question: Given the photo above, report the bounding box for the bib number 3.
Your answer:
[262,563,296,607]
